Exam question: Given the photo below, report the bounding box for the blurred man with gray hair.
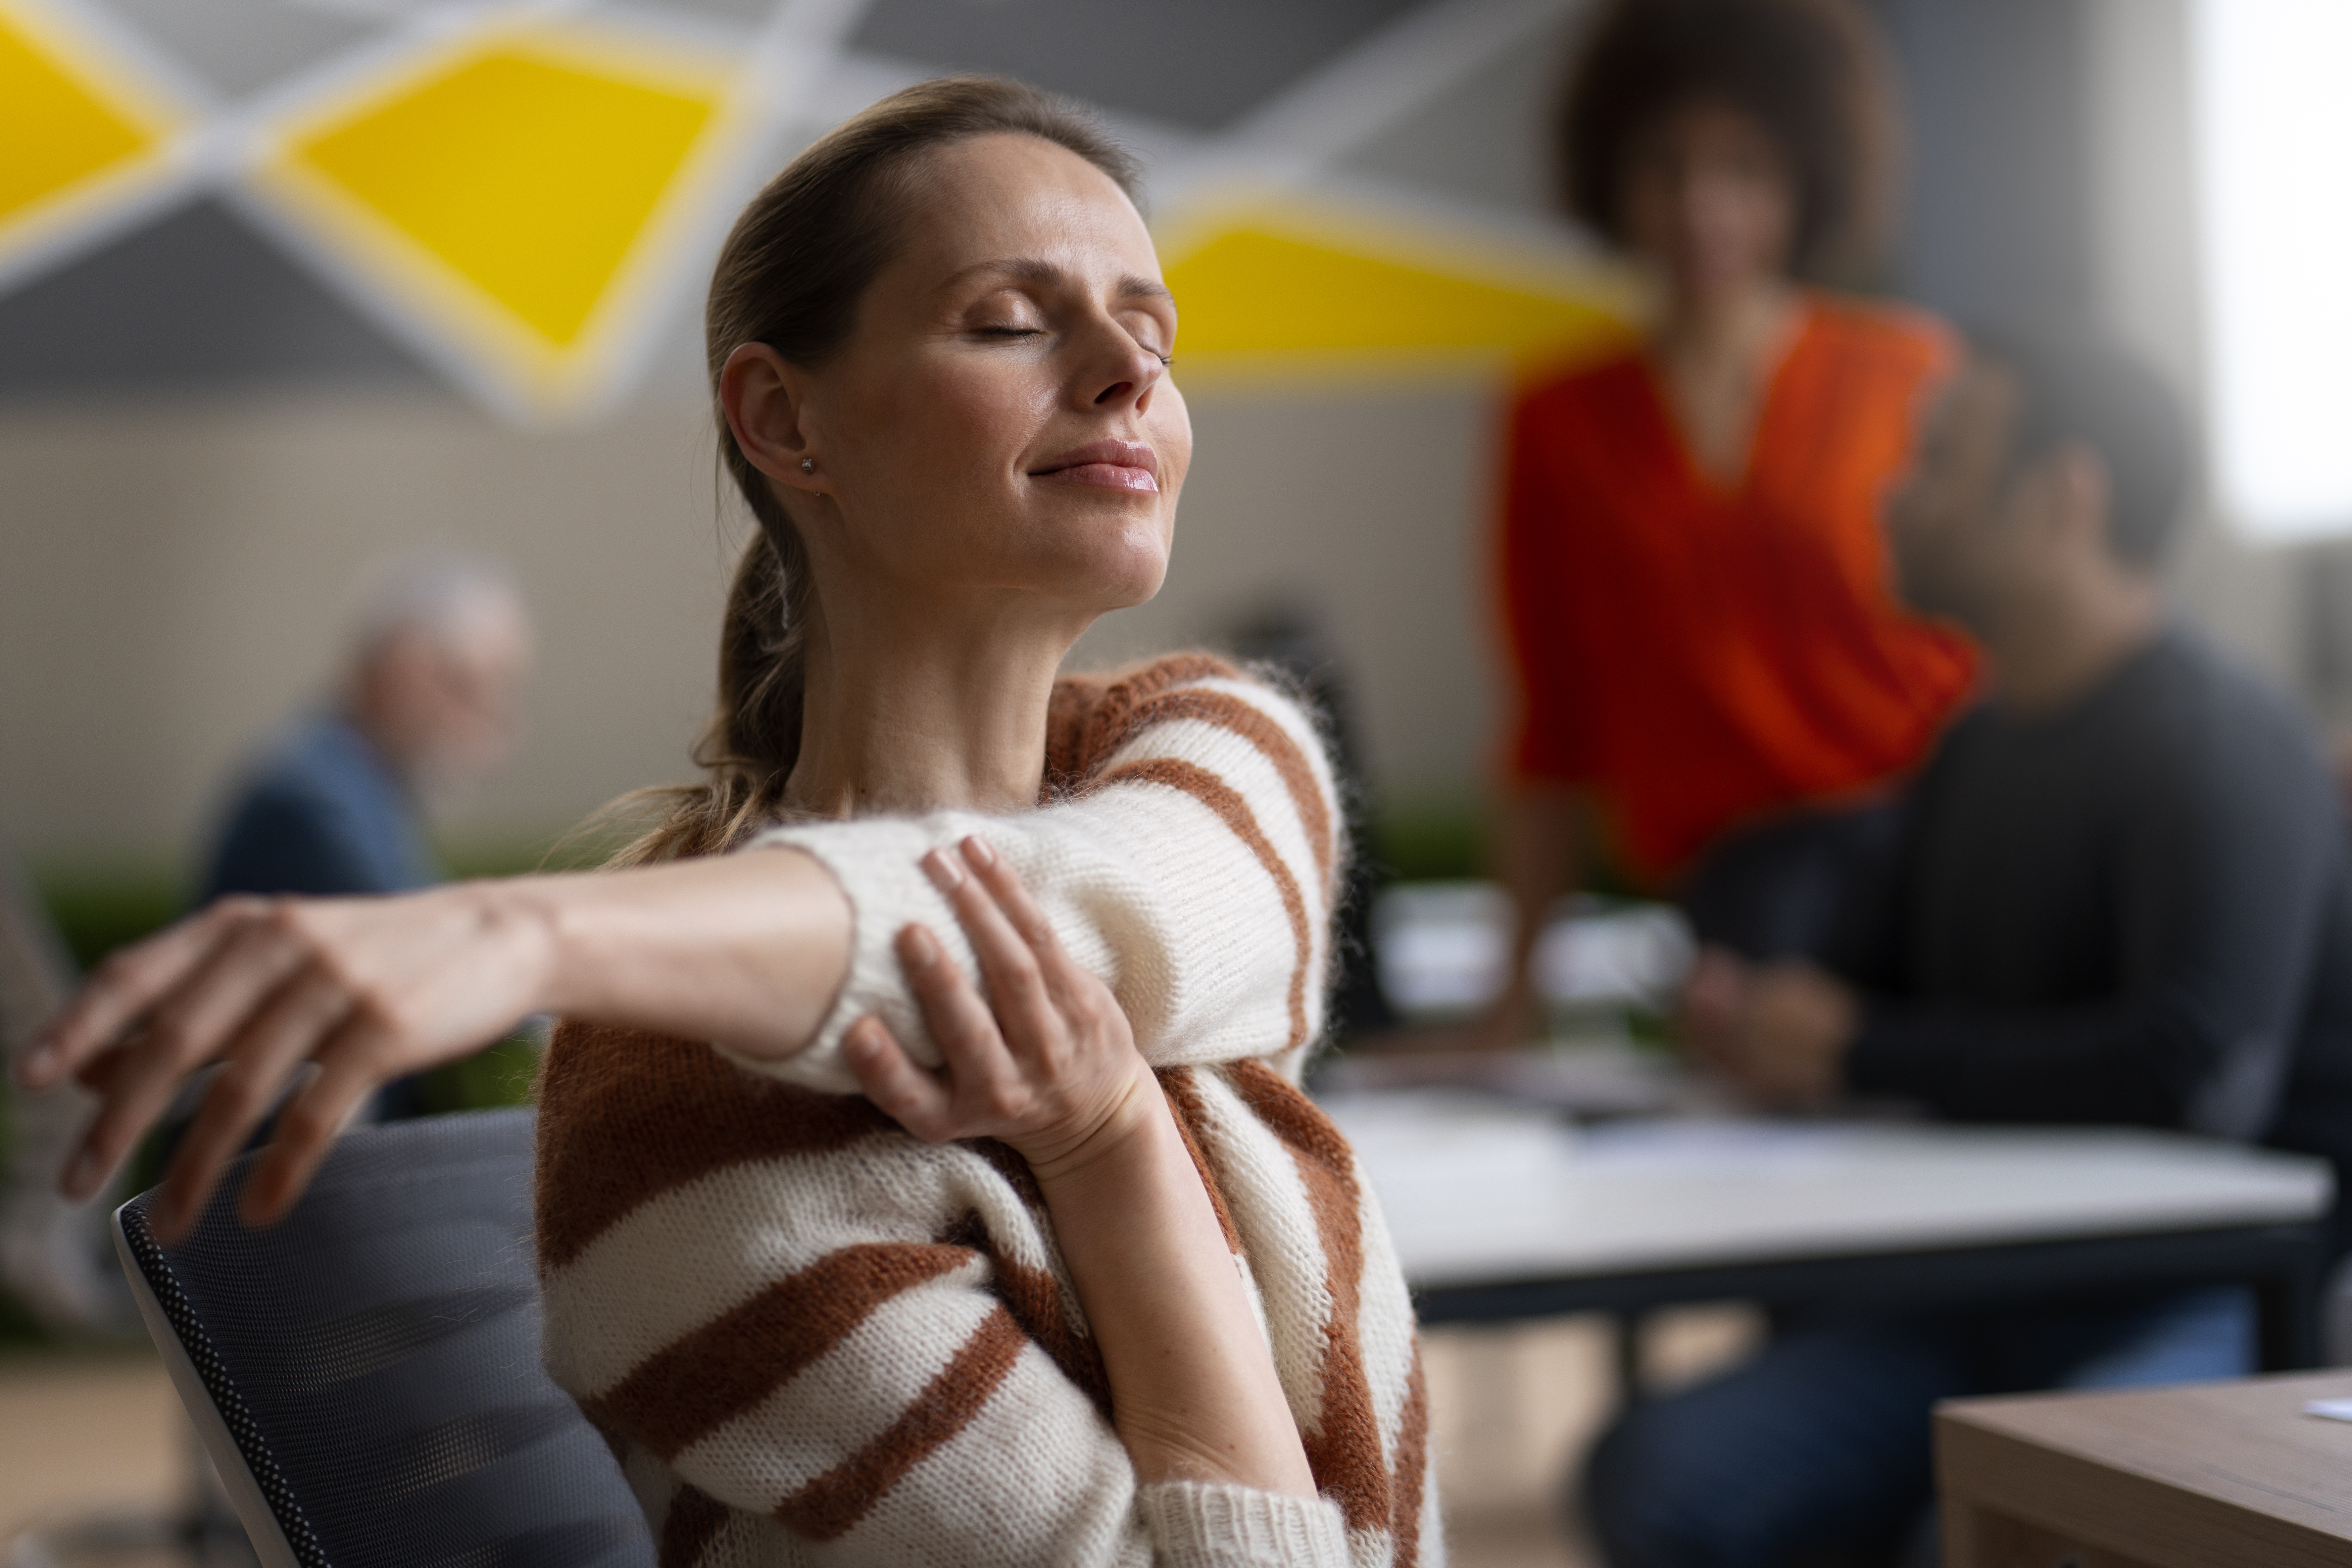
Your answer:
[199,554,532,905]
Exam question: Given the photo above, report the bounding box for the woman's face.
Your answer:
[731,133,1187,633]
[1617,97,1798,302]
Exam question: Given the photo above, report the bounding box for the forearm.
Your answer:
[511,845,850,1059]
[1031,1072,1315,1498]
[1492,784,1582,998]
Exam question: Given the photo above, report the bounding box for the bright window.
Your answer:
[2193,0,2352,541]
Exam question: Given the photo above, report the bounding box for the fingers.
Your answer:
[957,838,1071,972]
[843,1014,956,1141]
[1683,946,1748,1018]
[63,1030,202,1205]
[18,902,251,1090]
[1678,947,1748,1064]
[137,915,312,1081]
[152,968,354,1241]
[55,912,313,1203]
[238,1019,389,1231]
[922,843,1056,1036]
[956,836,1116,1043]
[895,922,1032,1121]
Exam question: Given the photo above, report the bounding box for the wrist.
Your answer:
[471,876,568,1016]
[1023,1062,1168,1188]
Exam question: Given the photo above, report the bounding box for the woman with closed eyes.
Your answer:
[24,78,1435,1567]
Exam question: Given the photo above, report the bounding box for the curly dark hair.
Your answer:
[1557,0,1900,281]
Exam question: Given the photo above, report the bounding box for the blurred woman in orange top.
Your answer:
[1487,0,1974,1041]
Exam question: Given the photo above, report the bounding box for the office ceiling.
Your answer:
[0,0,1576,407]
[849,0,1422,131]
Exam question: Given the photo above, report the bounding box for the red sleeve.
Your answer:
[1497,383,1595,785]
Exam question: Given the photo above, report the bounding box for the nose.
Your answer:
[1081,325,1166,415]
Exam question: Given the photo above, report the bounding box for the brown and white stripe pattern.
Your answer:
[725,655,1346,1097]
[535,656,1438,1566]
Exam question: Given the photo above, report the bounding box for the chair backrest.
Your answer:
[113,1108,652,1568]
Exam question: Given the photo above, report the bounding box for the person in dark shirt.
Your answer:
[1581,330,2352,1568]
[200,557,532,905]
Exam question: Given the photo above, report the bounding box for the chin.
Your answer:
[1031,511,1170,609]
[1090,546,1171,610]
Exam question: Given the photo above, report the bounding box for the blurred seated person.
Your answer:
[199,555,531,905]
[1489,0,1974,1042]
[197,556,531,1118]
[1587,330,2352,1568]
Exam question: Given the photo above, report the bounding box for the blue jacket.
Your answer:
[198,713,438,904]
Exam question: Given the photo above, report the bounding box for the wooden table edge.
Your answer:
[1936,1390,2352,1568]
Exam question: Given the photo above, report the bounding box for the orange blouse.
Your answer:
[1498,297,1977,882]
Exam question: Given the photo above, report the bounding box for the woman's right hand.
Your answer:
[842,836,1156,1181]
[847,834,1319,1499]
[16,884,553,1241]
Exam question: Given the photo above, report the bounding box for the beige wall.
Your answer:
[0,390,732,871]
[0,373,1507,874]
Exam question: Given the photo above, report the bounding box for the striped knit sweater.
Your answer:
[536,656,1440,1568]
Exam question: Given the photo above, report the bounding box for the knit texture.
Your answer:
[1137,1482,1353,1567]
[536,656,1440,1568]
[738,658,1342,1092]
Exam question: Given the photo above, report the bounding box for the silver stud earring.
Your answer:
[799,457,816,474]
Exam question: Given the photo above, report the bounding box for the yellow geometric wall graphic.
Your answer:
[246,20,750,417]
[0,6,1629,420]
[1159,205,1637,382]
[0,1,170,231]
[293,49,716,350]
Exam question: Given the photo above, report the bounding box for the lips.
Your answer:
[1029,439,1159,494]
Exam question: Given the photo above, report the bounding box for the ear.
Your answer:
[719,342,829,500]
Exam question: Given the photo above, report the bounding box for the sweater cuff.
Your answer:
[1135,1481,1352,1568]
[713,817,985,1095]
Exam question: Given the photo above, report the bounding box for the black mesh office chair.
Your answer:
[112,1108,652,1568]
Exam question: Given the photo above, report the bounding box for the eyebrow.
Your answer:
[946,257,1173,304]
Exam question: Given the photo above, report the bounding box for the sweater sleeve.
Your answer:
[728,660,1342,1093]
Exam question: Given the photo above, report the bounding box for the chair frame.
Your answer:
[114,1199,313,1568]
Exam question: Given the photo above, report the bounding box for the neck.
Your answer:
[783,591,1080,818]
[1654,274,1799,368]
[1980,570,2165,716]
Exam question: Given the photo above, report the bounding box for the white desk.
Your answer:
[1322,1090,2337,1369]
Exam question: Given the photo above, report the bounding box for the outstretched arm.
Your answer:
[17,848,850,1240]
[18,659,1339,1238]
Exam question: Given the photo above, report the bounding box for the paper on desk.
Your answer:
[1316,1044,1683,1116]
[2302,1398,2352,1422]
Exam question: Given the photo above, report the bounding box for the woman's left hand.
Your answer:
[842,836,1155,1180]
